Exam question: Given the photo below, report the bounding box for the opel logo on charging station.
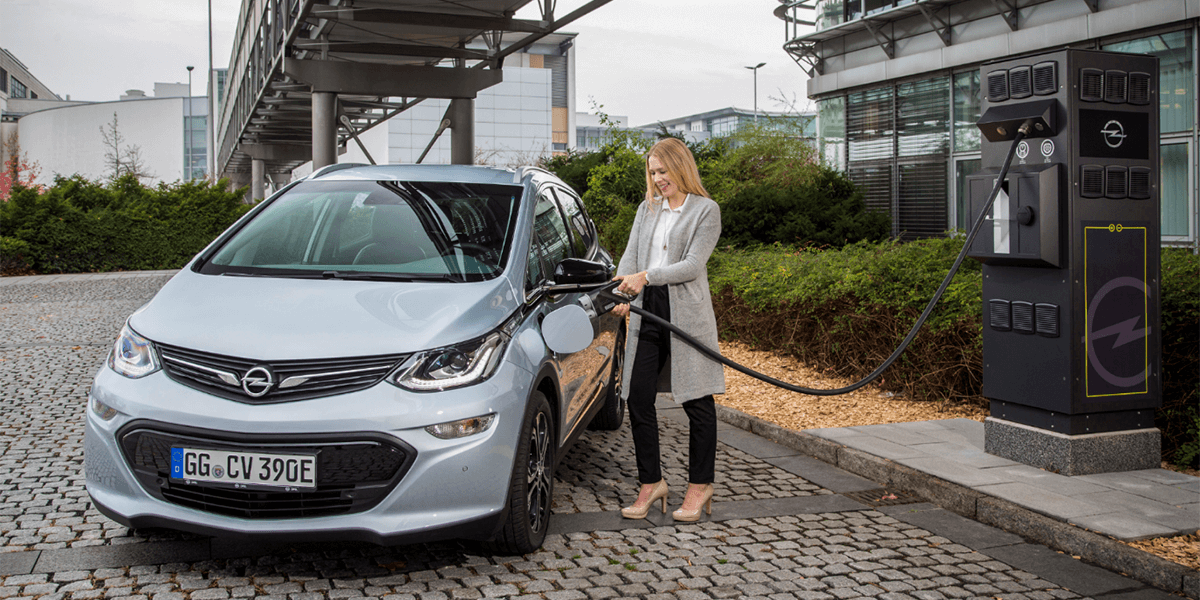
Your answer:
[1101,120,1127,148]
[241,366,275,397]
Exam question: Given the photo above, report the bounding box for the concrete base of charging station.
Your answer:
[984,417,1161,476]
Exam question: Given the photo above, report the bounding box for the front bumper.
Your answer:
[85,359,531,544]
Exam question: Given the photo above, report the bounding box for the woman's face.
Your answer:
[648,155,679,201]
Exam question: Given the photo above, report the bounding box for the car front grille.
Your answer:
[120,424,415,520]
[156,343,407,404]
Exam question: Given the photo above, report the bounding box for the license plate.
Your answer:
[170,447,317,490]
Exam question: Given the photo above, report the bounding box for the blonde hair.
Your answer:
[645,137,710,205]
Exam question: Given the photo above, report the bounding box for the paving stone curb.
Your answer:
[711,403,1198,598]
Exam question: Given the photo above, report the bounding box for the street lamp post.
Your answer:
[207,0,215,182]
[186,65,194,180]
[745,62,766,123]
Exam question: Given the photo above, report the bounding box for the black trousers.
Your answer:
[627,285,717,485]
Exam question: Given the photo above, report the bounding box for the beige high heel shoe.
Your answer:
[672,483,713,522]
[620,480,669,519]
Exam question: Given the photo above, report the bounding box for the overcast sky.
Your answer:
[1,0,811,126]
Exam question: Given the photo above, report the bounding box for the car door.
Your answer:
[549,186,619,429]
[526,185,602,446]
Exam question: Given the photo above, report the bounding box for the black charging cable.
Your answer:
[597,122,1033,396]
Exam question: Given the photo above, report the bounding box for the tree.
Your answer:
[100,113,153,181]
[0,131,43,201]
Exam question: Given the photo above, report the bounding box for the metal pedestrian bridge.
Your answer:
[214,0,611,197]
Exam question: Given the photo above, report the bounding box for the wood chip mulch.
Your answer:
[710,340,1198,572]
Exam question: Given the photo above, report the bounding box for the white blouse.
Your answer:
[645,194,689,282]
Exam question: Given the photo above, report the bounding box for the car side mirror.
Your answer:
[555,258,611,285]
[544,258,612,294]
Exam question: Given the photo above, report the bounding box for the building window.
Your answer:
[184,113,207,180]
[9,77,27,99]
[953,71,982,153]
[1160,142,1191,239]
[896,77,950,239]
[710,116,738,137]
[0,68,7,93]
[818,96,846,170]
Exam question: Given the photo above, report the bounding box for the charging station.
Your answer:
[967,49,1161,475]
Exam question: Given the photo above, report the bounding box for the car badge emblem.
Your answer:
[1101,120,1126,148]
[241,366,275,398]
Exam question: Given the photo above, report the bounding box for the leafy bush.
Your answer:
[1,175,251,274]
[708,242,1200,466]
[0,236,32,275]
[719,166,889,247]
[1159,248,1199,467]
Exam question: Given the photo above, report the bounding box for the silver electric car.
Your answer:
[85,164,625,553]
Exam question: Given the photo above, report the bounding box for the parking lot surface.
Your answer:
[0,272,1182,600]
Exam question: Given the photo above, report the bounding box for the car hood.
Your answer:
[129,269,521,360]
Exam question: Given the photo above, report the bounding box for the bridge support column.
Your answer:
[449,98,474,165]
[251,158,266,201]
[312,92,338,169]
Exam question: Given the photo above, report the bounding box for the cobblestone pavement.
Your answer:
[0,274,1177,600]
[0,514,1092,600]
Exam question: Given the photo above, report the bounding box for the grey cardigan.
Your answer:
[616,194,726,402]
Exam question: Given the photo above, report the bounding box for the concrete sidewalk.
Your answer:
[804,419,1198,541]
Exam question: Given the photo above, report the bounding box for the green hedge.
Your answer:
[708,241,1200,467]
[1,175,251,274]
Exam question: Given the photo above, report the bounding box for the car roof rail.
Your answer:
[517,165,554,182]
[308,163,368,179]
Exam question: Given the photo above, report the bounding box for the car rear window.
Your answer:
[199,180,523,282]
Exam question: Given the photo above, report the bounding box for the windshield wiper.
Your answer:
[220,271,267,277]
[319,271,464,283]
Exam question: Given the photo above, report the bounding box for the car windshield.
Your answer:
[200,179,523,282]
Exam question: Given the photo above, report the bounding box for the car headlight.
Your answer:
[108,324,160,379]
[393,331,508,392]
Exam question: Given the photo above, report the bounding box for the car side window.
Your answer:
[552,188,594,259]
[527,189,571,292]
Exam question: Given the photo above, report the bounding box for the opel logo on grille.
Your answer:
[241,366,275,398]
[1101,120,1126,148]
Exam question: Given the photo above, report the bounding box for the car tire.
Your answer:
[487,391,555,555]
[588,328,625,431]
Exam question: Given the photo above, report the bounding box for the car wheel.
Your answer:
[488,391,554,555]
[588,328,625,431]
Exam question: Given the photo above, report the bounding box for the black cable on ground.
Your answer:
[600,123,1032,396]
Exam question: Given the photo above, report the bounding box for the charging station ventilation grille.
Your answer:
[1081,165,1104,198]
[989,300,1012,331]
[1035,303,1059,337]
[1080,68,1104,102]
[1012,301,1035,333]
[1104,70,1128,103]
[1033,62,1057,95]
[1130,168,1151,199]
[1129,73,1151,105]
[1105,167,1128,199]
[987,71,1009,103]
[1009,67,1032,99]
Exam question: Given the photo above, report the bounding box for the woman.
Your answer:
[612,137,725,522]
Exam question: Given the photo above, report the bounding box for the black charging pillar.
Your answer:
[967,49,1161,475]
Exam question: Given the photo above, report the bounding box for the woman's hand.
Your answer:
[614,271,649,297]
[612,303,629,318]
